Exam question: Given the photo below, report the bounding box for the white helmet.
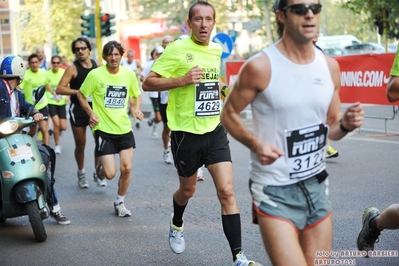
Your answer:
[0,55,26,80]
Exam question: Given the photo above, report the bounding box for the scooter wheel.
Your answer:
[25,201,47,242]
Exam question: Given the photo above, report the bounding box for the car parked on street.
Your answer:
[344,42,397,54]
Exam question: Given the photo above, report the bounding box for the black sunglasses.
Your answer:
[283,4,322,15]
[52,61,60,64]
[74,46,88,52]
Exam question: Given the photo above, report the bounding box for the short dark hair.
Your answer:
[188,0,216,21]
[102,41,124,58]
[71,37,92,54]
[51,55,62,62]
[28,53,39,63]
[274,0,289,38]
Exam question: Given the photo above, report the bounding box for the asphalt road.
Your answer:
[0,103,398,266]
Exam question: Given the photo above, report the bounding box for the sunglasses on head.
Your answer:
[74,46,88,52]
[283,3,322,15]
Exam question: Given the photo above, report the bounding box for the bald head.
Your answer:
[162,35,174,48]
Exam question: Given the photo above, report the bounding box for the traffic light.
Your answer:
[100,13,116,37]
[81,14,95,38]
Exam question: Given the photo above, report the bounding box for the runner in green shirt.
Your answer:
[20,53,58,145]
[142,1,260,265]
[46,55,68,154]
[387,46,399,102]
[77,41,143,217]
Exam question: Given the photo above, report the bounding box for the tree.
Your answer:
[19,0,84,60]
[343,0,399,40]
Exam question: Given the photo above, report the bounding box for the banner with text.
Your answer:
[225,53,396,105]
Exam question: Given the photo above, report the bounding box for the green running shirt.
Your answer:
[19,68,49,110]
[80,65,141,134]
[390,47,399,76]
[151,37,223,134]
[46,68,68,106]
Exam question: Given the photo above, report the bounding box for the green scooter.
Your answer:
[0,86,49,242]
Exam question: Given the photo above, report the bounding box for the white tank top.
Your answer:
[121,59,137,73]
[250,44,334,186]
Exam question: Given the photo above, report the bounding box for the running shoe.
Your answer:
[54,145,62,155]
[197,167,204,181]
[233,252,263,266]
[164,150,172,164]
[326,145,339,158]
[93,172,107,187]
[169,214,185,254]
[357,207,380,252]
[95,163,105,181]
[114,202,132,217]
[50,211,70,225]
[151,126,158,139]
[77,172,89,188]
[147,112,154,127]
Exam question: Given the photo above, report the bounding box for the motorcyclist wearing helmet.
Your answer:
[0,55,43,121]
[0,55,70,225]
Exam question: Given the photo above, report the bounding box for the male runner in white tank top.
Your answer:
[221,0,364,265]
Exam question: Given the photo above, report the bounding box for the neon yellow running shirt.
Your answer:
[46,68,68,106]
[390,46,399,76]
[80,65,141,134]
[151,37,222,134]
[19,68,49,110]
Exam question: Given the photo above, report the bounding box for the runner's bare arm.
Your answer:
[56,64,78,95]
[142,65,203,91]
[387,76,399,102]
[221,53,285,165]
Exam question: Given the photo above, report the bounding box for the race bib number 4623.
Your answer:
[194,82,221,117]
[284,123,328,180]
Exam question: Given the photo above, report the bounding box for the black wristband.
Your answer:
[339,119,354,133]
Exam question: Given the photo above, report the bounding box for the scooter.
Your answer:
[0,86,49,242]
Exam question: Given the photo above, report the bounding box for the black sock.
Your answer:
[172,198,187,227]
[370,216,382,234]
[222,214,242,261]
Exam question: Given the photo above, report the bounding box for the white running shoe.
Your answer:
[233,252,263,266]
[151,126,158,139]
[93,172,107,187]
[114,202,132,217]
[164,150,172,164]
[197,167,204,181]
[54,145,61,154]
[77,172,89,188]
[168,214,185,254]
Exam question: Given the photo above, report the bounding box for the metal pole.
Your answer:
[95,0,102,64]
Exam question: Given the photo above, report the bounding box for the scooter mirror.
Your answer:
[34,85,46,104]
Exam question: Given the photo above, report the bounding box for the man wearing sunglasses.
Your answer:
[221,0,364,265]
[57,37,106,188]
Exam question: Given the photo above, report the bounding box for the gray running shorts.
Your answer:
[250,173,332,231]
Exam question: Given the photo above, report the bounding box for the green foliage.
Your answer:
[20,0,84,60]
[343,0,399,39]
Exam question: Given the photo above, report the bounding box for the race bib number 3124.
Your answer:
[284,123,328,180]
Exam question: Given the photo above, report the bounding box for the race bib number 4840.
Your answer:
[284,123,328,180]
[194,82,221,117]
[104,85,127,108]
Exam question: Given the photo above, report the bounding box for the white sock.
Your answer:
[77,169,85,174]
[115,195,125,204]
